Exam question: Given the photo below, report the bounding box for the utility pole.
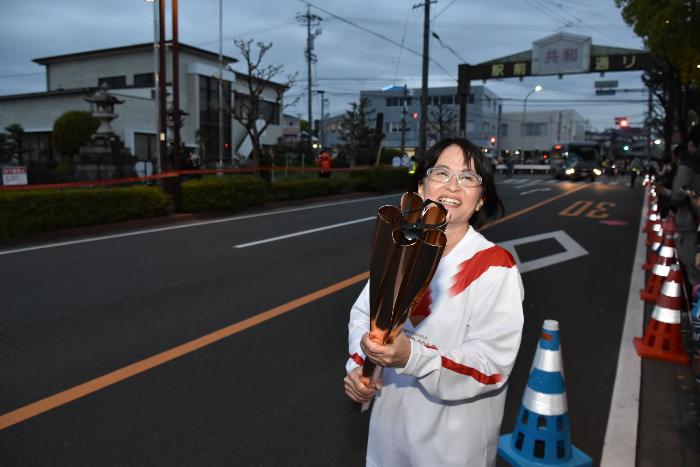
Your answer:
[157,0,167,172]
[218,0,223,167]
[495,103,502,162]
[316,90,326,148]
[416,0,434,162]
[172,0,181,170]
[297,6,322,175]
[400,85,408,155]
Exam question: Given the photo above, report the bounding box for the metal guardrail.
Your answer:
[496,164,552,174]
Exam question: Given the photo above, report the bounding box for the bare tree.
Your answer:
[427,102,458,143]
[230,39,298,173]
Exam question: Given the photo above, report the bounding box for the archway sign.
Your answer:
[457,32,653,135]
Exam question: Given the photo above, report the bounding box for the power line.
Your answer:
[299,0,457,81]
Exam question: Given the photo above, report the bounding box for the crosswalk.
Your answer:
[497,177,628,195]
[499,177,627,187]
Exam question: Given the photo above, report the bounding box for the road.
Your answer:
[0,174,644,466]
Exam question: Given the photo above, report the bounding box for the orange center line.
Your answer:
[0,272,369,430]
[0,183,587,430]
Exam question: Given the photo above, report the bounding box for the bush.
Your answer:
[350,167,412,192]
[52,111,100,158]
[269,177,354,201]
[0,186,170,239]
[181,175,267,212]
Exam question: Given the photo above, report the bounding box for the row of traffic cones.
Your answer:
[636,184,690,365]
[496,183,691,466]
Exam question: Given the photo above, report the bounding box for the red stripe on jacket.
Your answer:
[441,356,503,384]
[350,353,365,366]
[450,245,516,296]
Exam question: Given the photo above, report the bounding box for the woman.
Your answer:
[344,138,524,467]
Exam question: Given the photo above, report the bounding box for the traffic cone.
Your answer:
[498,320,592,467]
[642,202,659,235]
[640,231,677,303]
[634,266,691,365]
[642,224,663,271]
[643,219,675,271]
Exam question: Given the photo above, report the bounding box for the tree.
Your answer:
[229,39,298,174]
[4,124,26,164]
[616,0,700,140]
[427,102,458,143]
[52,111,100,159]
[337,98,379,166]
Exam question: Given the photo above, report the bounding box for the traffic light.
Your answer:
[489,136,496,145]
[615,117,629,128]
[412,112,418,120]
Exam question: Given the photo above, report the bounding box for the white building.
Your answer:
[499,109,586,156]
[322,85,502,153]
[0,42,286,166]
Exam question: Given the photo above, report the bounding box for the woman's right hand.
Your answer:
[344,367,380,403]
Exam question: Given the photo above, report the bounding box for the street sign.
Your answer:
[596,89,617,96]
[595,80,619,88]
[2,166,28,185]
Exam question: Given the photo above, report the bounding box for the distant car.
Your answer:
[557,159,603,181]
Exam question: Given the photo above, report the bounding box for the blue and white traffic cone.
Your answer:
[498,320,592,467]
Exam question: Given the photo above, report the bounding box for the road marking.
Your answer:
[499,230,588,273]
[600,194,645,467]
[519,187,552,196]
[234,216,375,248]
[0,183,589,429]
[0,271,370,430]
[514,179,541,189]
[0,194,398,257]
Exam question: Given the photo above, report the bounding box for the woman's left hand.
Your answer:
[360,332,411,368]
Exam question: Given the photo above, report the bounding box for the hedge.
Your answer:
[181,175,267,212]
[349,167,413,192]
[0,186,170,239]
[269,177,354,201]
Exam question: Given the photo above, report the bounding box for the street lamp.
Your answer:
[521,84,542,162]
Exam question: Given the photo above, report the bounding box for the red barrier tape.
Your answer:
[0,166,380,191]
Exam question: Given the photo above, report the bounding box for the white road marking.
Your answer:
[600,198,645,467]
[498,230,588,273]
[514,179,542,189]
[0,194,398,256]
[233,216,375,248]
[519,187,552,196]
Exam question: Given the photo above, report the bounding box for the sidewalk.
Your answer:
[610,196,700,466]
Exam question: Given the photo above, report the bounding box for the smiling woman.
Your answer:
[344,137,524,467]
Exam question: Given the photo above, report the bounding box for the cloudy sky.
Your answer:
[0,0,647,131]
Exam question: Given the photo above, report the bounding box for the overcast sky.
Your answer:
[0,0,647,132]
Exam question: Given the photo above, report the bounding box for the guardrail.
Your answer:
[496,164,552,174]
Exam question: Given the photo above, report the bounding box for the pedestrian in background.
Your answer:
[344,138,524,467]
[316,149,332,178]
[667,126,700,286]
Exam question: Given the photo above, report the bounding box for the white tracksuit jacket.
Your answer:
[347,227,524,467]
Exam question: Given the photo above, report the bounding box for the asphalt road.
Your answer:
[0,174,644,466]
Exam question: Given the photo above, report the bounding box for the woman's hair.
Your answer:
[410,137,504,227]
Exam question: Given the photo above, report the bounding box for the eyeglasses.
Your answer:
[426,167,482,187]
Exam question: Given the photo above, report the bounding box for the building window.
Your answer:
[440,95,453,105]
[98,75,126,89]
[468,94,475,104]
[134,73,155,87]
[198,74,232,163]
[522,122,547,136]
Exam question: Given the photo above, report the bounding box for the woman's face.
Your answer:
[418,144,484,230]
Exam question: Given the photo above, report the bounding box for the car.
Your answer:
[558,159,603,181]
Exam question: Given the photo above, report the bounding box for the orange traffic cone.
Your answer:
[642,202,659,235]
[640,231,677,303]
[634,265,691,365]
[643,219,675,271]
